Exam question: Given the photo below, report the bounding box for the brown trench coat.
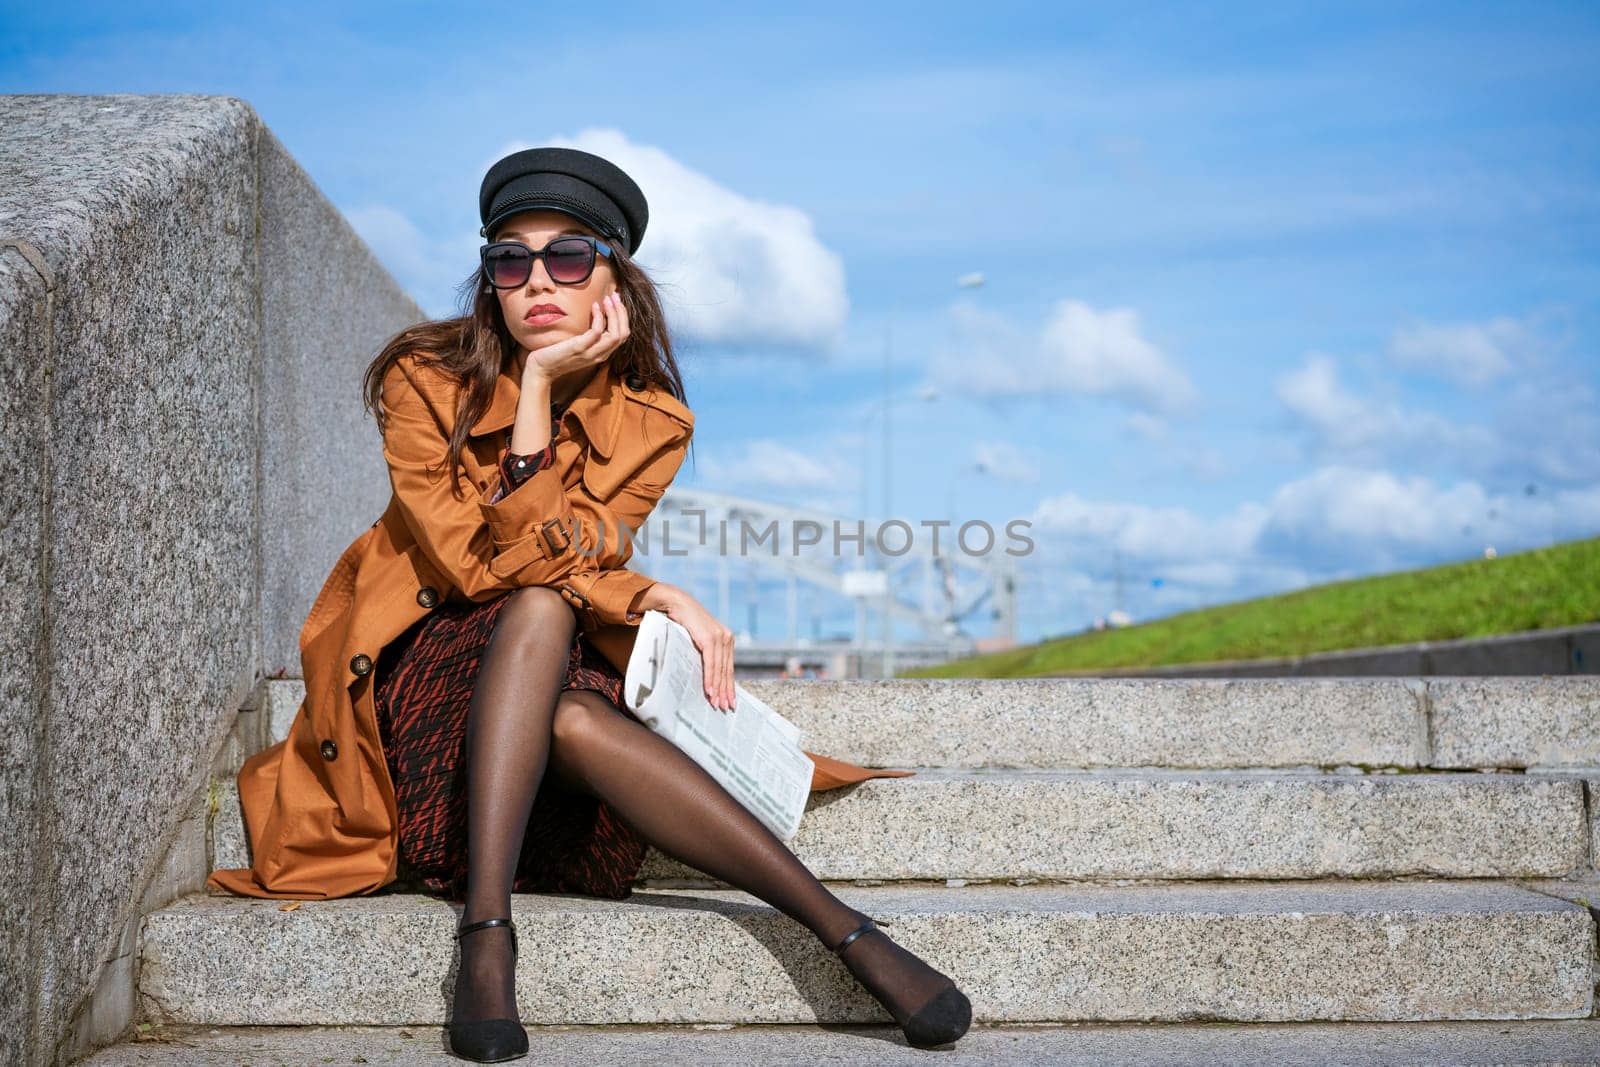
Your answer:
[207,352,909,900]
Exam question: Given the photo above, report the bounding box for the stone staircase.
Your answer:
[78,676,1600,1062]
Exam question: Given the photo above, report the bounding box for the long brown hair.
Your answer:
[361,222,691,499]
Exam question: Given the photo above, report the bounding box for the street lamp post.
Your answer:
[875,272,985,678]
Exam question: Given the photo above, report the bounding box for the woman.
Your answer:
[208,147,970,1061]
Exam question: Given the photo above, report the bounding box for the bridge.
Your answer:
[627,485,1020,677]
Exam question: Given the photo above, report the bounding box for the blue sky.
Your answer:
[6,2,1598,647]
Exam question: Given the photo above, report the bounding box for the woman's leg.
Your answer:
[544,690,962,1029]
[454,585,576,1025]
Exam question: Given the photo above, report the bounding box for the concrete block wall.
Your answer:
[0,94,422,1067]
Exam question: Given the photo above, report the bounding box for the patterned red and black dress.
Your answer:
[373,409,649,902]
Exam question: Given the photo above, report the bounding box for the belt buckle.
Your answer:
[540,517,571,558]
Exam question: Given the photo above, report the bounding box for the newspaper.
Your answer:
[622,610,814,841]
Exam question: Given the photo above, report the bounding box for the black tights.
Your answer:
[452,585,953,1028]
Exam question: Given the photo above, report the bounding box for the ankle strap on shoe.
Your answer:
[832,918,877,955]
[457,916,515,938]
[457,915,518,958]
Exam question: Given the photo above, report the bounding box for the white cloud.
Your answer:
[1042,299,1199,415]
[1123,411,1169,440]
[1155,559,1263,590]
[1495,377,1600,484]
[972,440,1040,484]
[346,204,480,317]
[1275,352,1366,432]
[1120,412,1230,481]
[1176,445,1230,482]
[1259,466,1493,557]
[1032,491,1267,564]
[353,131,850,345]
[1275,352,1497,461]
[1030,460,1593,601]
[932,298,1198,417]
[1254,466,1600,570]
[528,129,850,350]
[1387,316,1529,387]
[697,439,849,493]
[345,204,429,278]
[1031,463,1600,582]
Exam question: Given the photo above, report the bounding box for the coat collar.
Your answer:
[468,359,624,458]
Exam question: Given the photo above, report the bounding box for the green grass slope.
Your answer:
[904,535,1600,678]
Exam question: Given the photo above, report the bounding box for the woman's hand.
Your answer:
[522,289,629,384]
[635,581,736,712]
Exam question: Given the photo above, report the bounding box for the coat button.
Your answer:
[417,585,439,608]
[624,373,646,391]
[350,653,373,676]
[320,739,338,761]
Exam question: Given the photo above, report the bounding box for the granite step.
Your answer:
[209,766,1592,883]
[248,674,1600,771]
[139,881,1595,1026]
[68,1018,1600,1066]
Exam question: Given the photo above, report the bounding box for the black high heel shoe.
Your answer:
[448,917,529,1063]
[832,917,973,1048]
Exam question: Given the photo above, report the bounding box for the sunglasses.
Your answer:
[479,236,614,289]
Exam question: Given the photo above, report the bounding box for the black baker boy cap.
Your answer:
[478,146,649,255]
